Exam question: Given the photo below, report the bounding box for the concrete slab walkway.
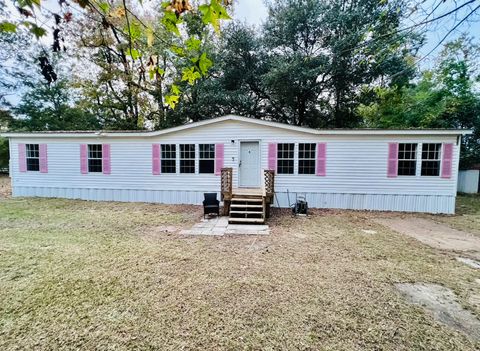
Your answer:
[180,216,269,236]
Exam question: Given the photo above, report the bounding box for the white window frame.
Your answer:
[161,144,176,174]
[397,143,417,176]
[26,144,40,172]
[420,143,442,177]
[179,144,195,174]
[298,143,316,175]
[199,144,215,174]
[88,144,103,173]
[277,143,295,175]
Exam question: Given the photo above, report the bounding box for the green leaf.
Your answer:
[161,11,181,36]
[198,52,213,75]
[149,67,164,80]
[126,48,140,60]
[165,94,180,109]
[29,24,46,38]
[186,36,201,51]
[98,2,110,14]
[170,45,185,56]
[0,21,17,33]
[146,26,154,47]
[124,20,142,41]
[181,67,201,85]
[199,0,231,33]
[171,84,181,95]
[17,0,41,9]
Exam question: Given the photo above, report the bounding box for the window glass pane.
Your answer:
[199,144,215,173]
[26,158,40,171]
[180,160,195,173]
[88,159,102,173]
[26,144,39,158]
[277,159,294,174]
[88,144,102,159]
[180,144,195,173]
[161,144,176,173]
[298,143,315,174]
[199,144,215,159]
[277,143,294,174]
[421,143,441,176]
[87,144,102,173]
[199,160,215,173]
[26,144,40,171]
[299,160,315,174]
[397,143,417,176]
[161,160,176,173]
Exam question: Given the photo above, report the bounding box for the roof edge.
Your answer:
[0,115,473,138]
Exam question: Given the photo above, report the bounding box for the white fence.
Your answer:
[458,170,479,193]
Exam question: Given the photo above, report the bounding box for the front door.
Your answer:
[239,141,260,187]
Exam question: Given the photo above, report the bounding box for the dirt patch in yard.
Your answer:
[396,283,480,342]
[374,217,480,260]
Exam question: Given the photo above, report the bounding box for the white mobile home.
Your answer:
[3,115,471,216]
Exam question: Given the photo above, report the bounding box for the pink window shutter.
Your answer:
[215,144,224,175]
[152,144,161,175]
[18,144,26,172]
[80,144,88,174]
[316,143,326,176]
[441,143,454,179]
[387,143,398,177]
[39,144,48,173]
[102,144,111,174]
[268,143,277,172]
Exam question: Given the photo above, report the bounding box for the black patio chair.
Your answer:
[203,193,220,219]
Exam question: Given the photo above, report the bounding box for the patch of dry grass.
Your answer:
[429,195,480,237]
[1,196,480,350]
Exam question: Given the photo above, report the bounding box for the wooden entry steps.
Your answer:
[228,192,265,224]
[221,169,275,225]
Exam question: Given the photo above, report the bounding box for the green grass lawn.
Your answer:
[1,193,480,350]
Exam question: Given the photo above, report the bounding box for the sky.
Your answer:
[234,0,480,69]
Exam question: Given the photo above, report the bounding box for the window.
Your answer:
[161,144,176,173]
[88,144,103,173]
[26,144,40,171]
[421,143,441,176]
[180,144,195,174]
[397,143,417,176]
[277,143,294,174]
[298,143,316,174]
[199,144,215,174]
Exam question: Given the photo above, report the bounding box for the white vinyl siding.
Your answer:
[8,119,461,213]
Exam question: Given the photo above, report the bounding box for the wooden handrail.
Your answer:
[221,167,233,201]
[263,169,275,197]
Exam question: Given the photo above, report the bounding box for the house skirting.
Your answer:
[12,186,455,214]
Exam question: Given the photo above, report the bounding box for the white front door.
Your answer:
[239,142,260,187]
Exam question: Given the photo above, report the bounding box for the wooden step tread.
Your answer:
[230,204,263,209]
[230,211,264,215]
[228,218,265,223]
[231,197,263,202]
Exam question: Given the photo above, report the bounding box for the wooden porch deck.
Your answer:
[232,188,263,196]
